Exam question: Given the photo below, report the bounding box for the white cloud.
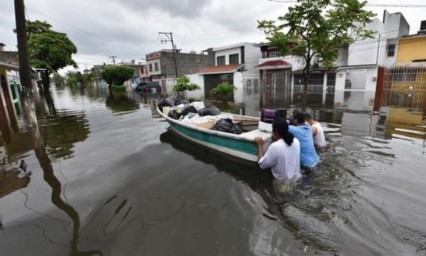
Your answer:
[1,0,424,73]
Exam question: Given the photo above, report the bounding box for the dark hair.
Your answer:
[293,112,305,123]
[304,113,312,120]
[272,118,294,146]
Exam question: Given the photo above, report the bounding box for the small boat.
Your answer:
[156,106,272,162]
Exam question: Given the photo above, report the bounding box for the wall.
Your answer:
[397,36,426,63]
[185,74,205,100]
[233,72,244,103]
[348,11,409,67]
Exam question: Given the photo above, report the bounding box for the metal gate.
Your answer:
[377,64,426,114]
[261,70,291,108]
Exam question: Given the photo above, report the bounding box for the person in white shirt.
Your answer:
[255,118,301,196]
[304,113,327,149]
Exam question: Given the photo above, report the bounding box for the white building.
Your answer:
[185,42,261,115]
[335,10,410,111]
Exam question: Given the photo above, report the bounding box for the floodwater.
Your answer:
[0,85,425,256]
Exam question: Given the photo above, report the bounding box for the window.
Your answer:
[387,44,396,57]
[217,56,225,65]
[268,51,278,58]
[154,62,159,71]
[149,64,153,72]
[229,54,239,64]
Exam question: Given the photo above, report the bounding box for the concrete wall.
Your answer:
[348,11,409,67]
[398,36,426,63]
[233,72,244,103]
[185,74,205,100]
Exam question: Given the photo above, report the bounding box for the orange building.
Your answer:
[397,34,426,63]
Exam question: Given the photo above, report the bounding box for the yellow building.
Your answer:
[397,34,426,63]
[386,33,426,115]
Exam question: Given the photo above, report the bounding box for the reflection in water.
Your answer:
[25,91,102,255]
[0,165,31,198]
[160,125,426,254]
[106,93,139,115]
[1,84,425,255]
[41,112,90,160]
[339,109,426,141]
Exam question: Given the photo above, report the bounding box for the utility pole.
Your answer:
[14,0,32,89]
[159,32,178,79]
[109,56,117,65]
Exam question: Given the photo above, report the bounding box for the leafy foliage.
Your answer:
[258,0,376,108]
[27,20,78,72]
[172,75,201,92]
[101,65,135,87]
[210,82,236,98]
[51,72,66,87]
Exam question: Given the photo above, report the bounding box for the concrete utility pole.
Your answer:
[109,56,117,65]
[14,0,32,89]
[158,32,178,78]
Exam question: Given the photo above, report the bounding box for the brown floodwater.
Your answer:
[0,85,425,256]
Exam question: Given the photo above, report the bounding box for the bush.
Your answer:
[173,75,201,92]
[211,82,236,99]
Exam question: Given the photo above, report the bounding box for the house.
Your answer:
[145,49,211,94]
[0,61,19,146]
[255,42,339,110]
[183,43,261,115]
[373,19,426,131]
[335,10,410,111]
[121,60,148,90]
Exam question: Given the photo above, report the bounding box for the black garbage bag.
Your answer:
[175,99,189,106]
[181,105,198,116]
[158,96,178,112]
[212,118,241,134]
[168,109,181,120]
[158,100,172,112]
[198,106,221,116]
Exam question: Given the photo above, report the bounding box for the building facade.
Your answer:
[145,49,212,95]
[336,11,410,111]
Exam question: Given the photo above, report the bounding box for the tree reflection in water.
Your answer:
[106,92,139,115]
[25,91,102,255]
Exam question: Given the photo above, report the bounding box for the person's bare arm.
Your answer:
[311,126,318,136]
[255,137,264,160]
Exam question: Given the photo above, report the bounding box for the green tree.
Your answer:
[65,71,82,87]
[51,72,65,87]
[173,75,201,98]
[101,65,134,92]
[82,73,96,87]
[258,0,375,109]
[26,20,78,92]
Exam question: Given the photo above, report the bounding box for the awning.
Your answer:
[256,60,291,70]
[0,61,19,71]
[198,64,244,74]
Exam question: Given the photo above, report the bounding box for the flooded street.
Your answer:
[1,85,426,256]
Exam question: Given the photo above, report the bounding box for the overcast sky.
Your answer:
[1,0,425,72]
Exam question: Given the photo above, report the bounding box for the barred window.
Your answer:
[387,44,396,57]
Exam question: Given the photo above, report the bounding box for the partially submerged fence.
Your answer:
[376,64,426,115]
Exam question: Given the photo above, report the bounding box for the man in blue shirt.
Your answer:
[288,112,320,173]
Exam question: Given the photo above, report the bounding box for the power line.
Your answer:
[158,32,178,78]
[109,56,117,65]
[265,0,426,7]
